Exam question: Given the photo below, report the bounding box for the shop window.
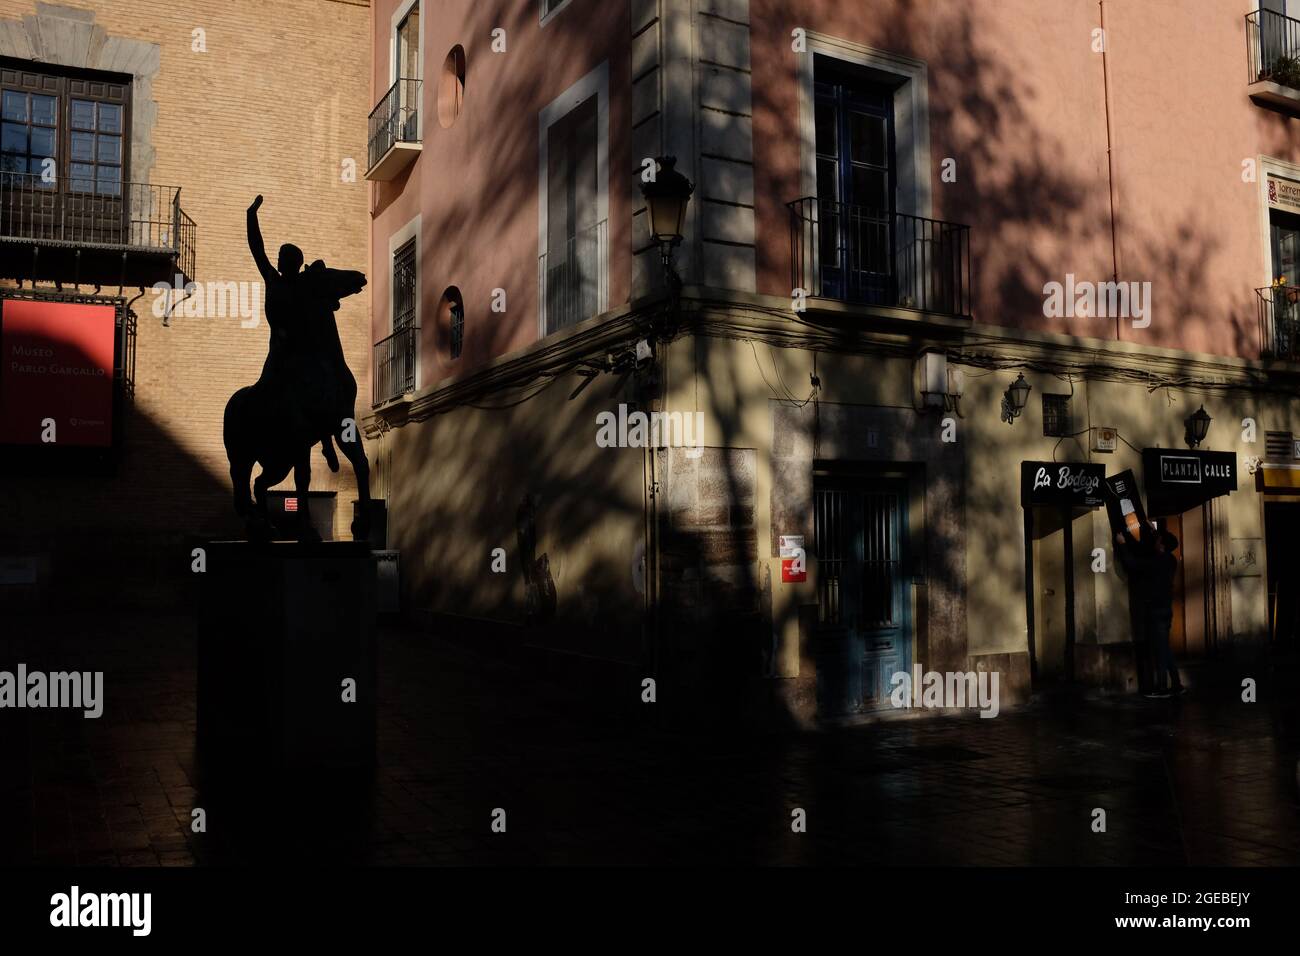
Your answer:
[1042,393,1071,437]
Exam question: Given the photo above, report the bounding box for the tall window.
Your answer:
[396,5,420,81]
[377,236,419,400]
[393,238,417,332]
[1,59,127,196]
[1261,0,1300,67]
[543,94,603,334]
[391,2,421,144]
[813,56,896,304]
[1271,208,1300,286]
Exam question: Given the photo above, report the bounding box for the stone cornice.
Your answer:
[364,287,1300,437]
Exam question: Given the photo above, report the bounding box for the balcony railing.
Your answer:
[1257,285,1300,360]
[538,219,608,335]
[373,323,419,405]
[367,78,422,178]
[788,197,971,317]
[0,173,196,285]
[1247,8,1300,88]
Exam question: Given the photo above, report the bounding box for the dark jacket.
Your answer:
[1118,536,1177,613]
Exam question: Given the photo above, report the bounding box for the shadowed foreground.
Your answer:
[2,612,1298,866]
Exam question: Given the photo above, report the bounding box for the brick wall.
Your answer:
[0,0,372,606]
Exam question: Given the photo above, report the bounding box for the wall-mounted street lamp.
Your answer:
[1184,405,1212,448]
[640,156,694,289]
[1001,373,1032,424]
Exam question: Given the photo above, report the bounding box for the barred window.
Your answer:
[1042,394,1071,438]
[392,238,417,331]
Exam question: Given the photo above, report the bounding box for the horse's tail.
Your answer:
[223,385,255,458]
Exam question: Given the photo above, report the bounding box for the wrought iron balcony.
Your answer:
[373,323,419,405]
[538,219,608,335]
[788,197,971,318]
[367,78,422,181]
[1247,8,1300,107]
[0,173,196,287]
[1257,285,1300,360]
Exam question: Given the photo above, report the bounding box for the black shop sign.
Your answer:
[1020,461,1106,508]
[1141,449,1237,516]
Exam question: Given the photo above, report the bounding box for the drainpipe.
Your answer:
[643,433,660,681]
[1100,0,1122,341]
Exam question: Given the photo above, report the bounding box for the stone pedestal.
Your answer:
[196,541,377,772]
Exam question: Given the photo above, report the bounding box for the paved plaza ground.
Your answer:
[2,612,1298,866]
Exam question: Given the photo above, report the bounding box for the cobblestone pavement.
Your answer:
[2,613,1298,866]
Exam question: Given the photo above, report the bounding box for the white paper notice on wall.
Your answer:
[779,535,806,583]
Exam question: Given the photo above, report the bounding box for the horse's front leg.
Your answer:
[294,450,321,544]
[335,410,372,543]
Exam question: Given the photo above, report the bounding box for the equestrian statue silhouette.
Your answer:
[223,194,371,542]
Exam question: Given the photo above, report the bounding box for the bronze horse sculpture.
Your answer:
[223,195,371,541]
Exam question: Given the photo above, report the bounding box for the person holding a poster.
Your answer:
[1115,529,1185,698]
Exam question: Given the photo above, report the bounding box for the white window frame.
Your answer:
[387,0,423,143]
[387,0,423,85]
[1257,156,1300,289]
[388,214,422,392]
[537,60,609,338]
[540,0,575,28]
[796,33,932,220]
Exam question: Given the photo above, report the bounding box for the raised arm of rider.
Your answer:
[247,196,278,286]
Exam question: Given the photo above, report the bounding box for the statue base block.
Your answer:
[195,540,377,773]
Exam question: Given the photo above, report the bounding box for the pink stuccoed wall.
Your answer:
[368,0,632,400]
[373,0,1300,393]
[752,0,1300,356]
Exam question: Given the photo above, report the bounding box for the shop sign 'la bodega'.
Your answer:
[1020,461,1106,508]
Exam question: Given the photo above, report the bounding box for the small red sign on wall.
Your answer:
[284,497,298,513]
[779,535,806,583]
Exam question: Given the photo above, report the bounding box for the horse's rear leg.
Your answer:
[254,460,294,540]
[336,413,371,542]
[293,452,320,543]
[230,460,254,517]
